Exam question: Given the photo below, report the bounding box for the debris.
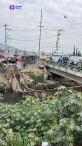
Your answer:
[21,67,44,76]
[0,64,35,92]
[42,142,50,146]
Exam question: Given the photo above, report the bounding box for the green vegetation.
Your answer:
[0,82,5,90]
[28,83,57,90]
[0,87,82,146]
[28,72,45,84]
[28,72,58,90]
[73,46,81,56]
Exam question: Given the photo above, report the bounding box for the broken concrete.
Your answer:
[0,64,36,92]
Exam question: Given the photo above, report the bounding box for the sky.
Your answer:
[0,0,82,54]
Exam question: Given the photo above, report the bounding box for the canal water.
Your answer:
[1,91,23,104]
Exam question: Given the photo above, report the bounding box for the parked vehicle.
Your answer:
[2,57,17,64]
[16,57,25,62]
[2,60,7,64]
[58,56,69,63]
[7,57,17,63]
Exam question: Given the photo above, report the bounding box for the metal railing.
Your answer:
[47,60,82,73]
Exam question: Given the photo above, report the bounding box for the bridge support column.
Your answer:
[44,67,48,80]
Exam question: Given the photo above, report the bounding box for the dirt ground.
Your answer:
[21,67,44,75]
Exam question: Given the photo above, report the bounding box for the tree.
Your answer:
[76,48,78,56]
[78,51,81,56]
[73,45,75,56]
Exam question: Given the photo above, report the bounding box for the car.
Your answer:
[7,57,16,63]
[2,60,7,64]
[58,56,69,63]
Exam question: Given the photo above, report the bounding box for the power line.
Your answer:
[2,21,82,28]
[1,21,82,31]
[11,35,57,42]
[1,23,82,34]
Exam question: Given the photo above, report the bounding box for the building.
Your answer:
[23,54,39,66]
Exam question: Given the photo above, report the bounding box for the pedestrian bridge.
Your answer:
[44,61,82,84]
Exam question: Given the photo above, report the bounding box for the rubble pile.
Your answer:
[3,64,19,80]
[21,67,44,76]
[20,73,33,85]
[0,64,34,92]
[1,64,22,92]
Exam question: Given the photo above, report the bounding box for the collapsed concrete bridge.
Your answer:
[44,62,82,84]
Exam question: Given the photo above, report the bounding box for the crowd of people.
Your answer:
[69,60,82,67]
[47,56,82,68]
[58,57,82,68]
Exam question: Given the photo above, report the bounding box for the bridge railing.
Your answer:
[47,60,82,73]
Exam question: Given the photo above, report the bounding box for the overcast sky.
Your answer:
[0,0,82,54]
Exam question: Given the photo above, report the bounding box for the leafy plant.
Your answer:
[0,86,82,146]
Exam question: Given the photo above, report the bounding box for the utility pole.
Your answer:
[7,38,11,53]
[56,29,62,54]
[5,24,7,51]
[38,10,44,57]
[4,24,12,52]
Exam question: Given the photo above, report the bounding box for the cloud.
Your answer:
[0,0,82,53]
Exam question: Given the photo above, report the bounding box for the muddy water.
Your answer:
[1,91,23,104]
[1,84,82,104]
[1,89,57,104]
[0,90,56,104]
